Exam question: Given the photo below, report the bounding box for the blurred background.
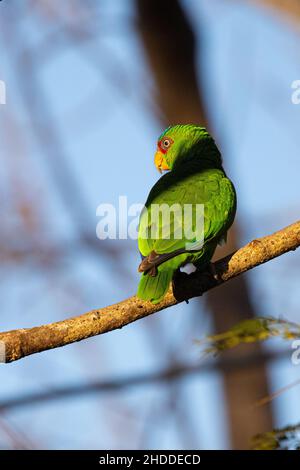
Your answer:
[0,0,300,450]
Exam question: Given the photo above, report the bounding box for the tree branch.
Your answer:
[1,220,299,363]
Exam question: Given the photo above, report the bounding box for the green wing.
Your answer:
[138,167,236,260]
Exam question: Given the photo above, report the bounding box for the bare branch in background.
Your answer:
[0,348,288,412]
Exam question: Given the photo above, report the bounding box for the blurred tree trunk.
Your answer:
[135,0,273,449]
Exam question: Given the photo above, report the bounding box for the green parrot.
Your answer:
[137,124,236,304]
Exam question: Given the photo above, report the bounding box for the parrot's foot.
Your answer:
[172,269,201,302]
[138,248,187,275]
[138,251,159,275]
[138,262,157,277]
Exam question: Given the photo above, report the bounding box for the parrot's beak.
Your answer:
[154,150,170,173]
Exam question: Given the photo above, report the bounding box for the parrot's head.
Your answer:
[154,124,222,173]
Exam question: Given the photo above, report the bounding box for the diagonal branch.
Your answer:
[0,220,299,363]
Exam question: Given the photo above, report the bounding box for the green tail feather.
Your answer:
[137,268,174,304]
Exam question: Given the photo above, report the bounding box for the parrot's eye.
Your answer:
[160,137,173,151]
